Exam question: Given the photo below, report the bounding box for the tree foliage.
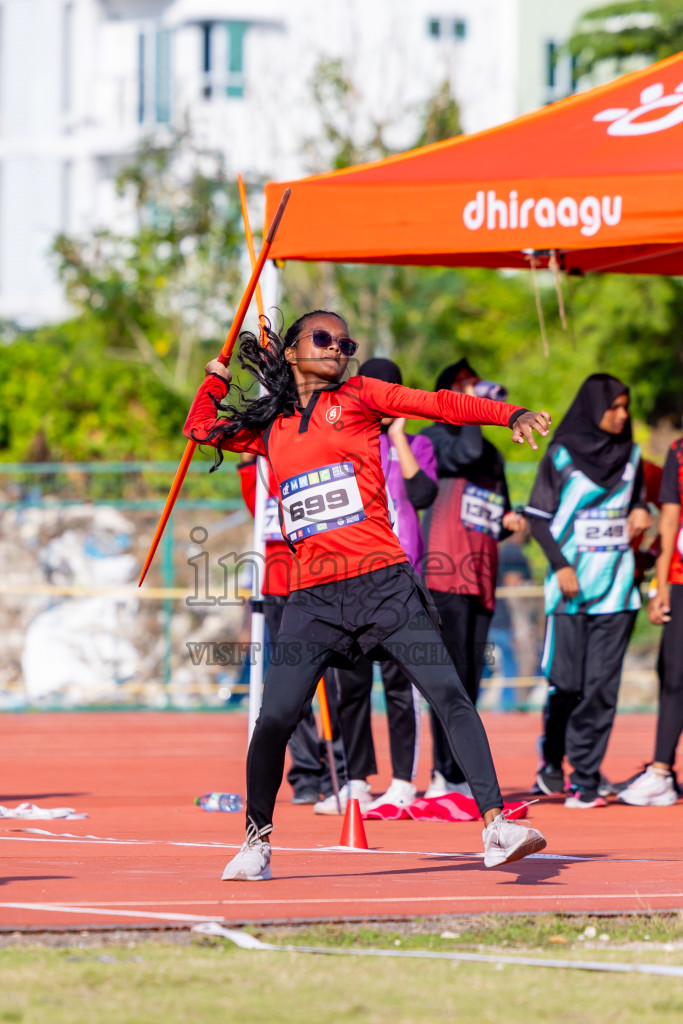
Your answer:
[0,318,189,463]
[569,273,683,425]
[567,1,683,80]
[304,59,462,171]
[304,59,391,171]
[52,131,244,399]
[0,132,252,464]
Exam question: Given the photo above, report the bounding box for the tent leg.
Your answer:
[247,262,280,746]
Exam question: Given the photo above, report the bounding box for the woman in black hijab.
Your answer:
[526,373,651,808]
[552,374,637,489]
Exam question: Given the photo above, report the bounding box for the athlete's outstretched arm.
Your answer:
[353,377,551,450]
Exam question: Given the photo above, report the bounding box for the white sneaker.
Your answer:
[617,766,678,807]
[221,822,272,881]
[424,771,472,799]
[482,813,547,868]
[313,780,372,815]
[366,779,417,810]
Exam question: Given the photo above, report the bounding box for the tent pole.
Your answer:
[247,259,280,742]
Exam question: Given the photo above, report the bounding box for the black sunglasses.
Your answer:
[301,328,358,358]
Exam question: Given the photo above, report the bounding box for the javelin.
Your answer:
[138,185,291,586]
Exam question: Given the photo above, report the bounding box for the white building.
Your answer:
[0,0,599,324]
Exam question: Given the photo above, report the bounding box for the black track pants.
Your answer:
[654,583,683,766]
[246,605,503,831]
[429,591,493,784]
[263,596,346,798]
[541,610,636,792]
[334,656,420,782]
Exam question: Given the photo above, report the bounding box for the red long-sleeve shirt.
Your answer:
[185,373,524,590]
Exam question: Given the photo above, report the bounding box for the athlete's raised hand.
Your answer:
[511,410,551,450]
[205,358,232,383]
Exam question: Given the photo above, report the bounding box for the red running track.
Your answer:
[1,711,681,930]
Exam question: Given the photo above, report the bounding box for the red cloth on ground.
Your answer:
[363,794,529,822]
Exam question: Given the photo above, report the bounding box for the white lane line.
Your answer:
[0,830,651,863]
[2,891,682,919]
[0,891,679,909]
[0,834,225,848]
[0,904,224,922]
[6,900,251,907]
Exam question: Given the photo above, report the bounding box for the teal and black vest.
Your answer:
[543,443,641,615]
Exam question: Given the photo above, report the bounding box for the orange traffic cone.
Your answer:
[338,797,369,849]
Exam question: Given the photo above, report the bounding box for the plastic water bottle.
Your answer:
[473,379,508,402]
[194,792,244,813]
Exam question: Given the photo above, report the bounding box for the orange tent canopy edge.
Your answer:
[264,52,683,275]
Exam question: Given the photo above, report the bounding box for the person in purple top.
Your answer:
[313,358,439,813]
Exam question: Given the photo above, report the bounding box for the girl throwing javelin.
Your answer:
[185,310,551,879]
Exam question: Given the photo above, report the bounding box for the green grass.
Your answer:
[2,915,683,1024]
[249,911,683,950]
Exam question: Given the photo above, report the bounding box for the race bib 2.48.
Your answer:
[574,508,629,553]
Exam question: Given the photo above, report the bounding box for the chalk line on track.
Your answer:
[3,890,683,920]
[0,828,657,863]
[3,894,682,909]
[0,905,227,922]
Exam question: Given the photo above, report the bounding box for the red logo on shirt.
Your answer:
[326,406,342,424]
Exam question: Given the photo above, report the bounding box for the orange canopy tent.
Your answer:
[264,51,683,276]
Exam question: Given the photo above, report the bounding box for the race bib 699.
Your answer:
[280,462,366,543]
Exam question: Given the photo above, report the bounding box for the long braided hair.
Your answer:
[192,309,346,470]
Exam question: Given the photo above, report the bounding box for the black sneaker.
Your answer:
[291,790,320,805]
[535,765,566,796]
[564,785,608,809]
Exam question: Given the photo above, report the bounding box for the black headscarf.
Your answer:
[553,373,632,489]
[434,359,477,392]
[427,359,505,478]
[359,358,402,385]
